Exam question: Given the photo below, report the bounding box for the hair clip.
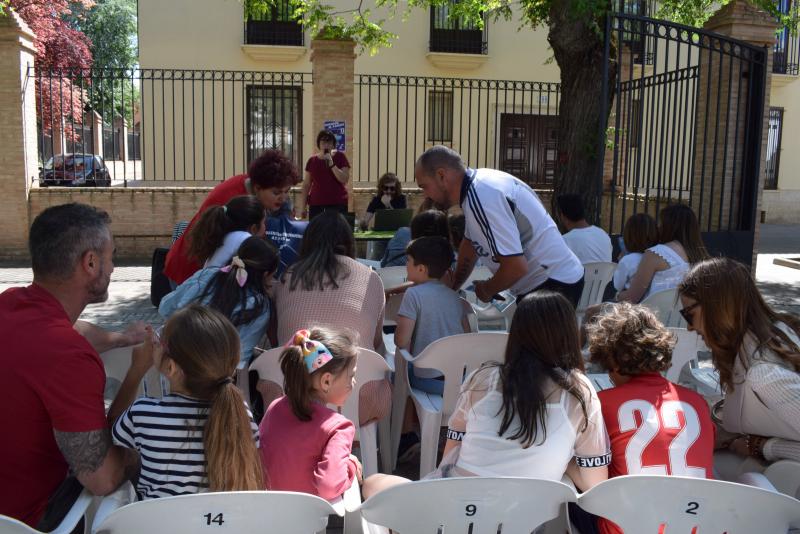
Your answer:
[285,329,333,373]
[220,256,248,287]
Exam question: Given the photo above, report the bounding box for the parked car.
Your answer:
[40,154,111,187]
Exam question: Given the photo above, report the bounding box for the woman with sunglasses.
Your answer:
[678,258,800,477]
[359,172,407,230]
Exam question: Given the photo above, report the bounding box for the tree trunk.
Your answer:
[548,0,617,225]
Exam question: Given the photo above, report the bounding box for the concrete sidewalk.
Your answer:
[1,224,799,331]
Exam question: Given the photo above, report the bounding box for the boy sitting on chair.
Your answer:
[395,236,471,395]
[585,302,715,534]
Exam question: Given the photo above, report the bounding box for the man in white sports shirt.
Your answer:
[414,146,584,305]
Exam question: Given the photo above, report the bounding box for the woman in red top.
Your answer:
[300,129,351,220]
[164,150,299,285]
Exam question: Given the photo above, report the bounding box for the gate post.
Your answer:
[0,10,37,257]
[310,38,356,211]
[694,0,776,266]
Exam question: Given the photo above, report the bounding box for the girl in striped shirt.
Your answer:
[112,304,262,499]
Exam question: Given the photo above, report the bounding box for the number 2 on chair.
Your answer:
[618,400,706,477]
[203,513,224,526]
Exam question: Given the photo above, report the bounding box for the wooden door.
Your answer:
[499,113,559,187]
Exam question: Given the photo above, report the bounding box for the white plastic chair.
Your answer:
[93,491,336,534]
[765,460,800,499]
[358,477,577,534]
[100,347,163,406]
[578,475,800,533]
[641,288,686,328]
[665,327,705,383]
[460,265,493,290]
[375,266,407,291]
[0,489,92,534]
[395,332,509,477]
[356,258,381,269]
[249,347,393,477]
[576,262,617,314]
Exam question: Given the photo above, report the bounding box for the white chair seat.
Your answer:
[0,489,92,534]
[578,475,800,533]
[641,288,686,328]
[94,491,336,534]
[587,373,614,392]
[358,477,577,534]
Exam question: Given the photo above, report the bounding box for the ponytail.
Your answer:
[187,195,266,264]
[161,304,264,491]
[279,327,358,421]
[187,205,230,264]
[205,381,264,491]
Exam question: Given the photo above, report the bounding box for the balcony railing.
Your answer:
[245,0,303,46]
[774,25,799,74]
[429,5,488,54]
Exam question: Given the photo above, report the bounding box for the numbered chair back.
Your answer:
[641,288,686,328]
[0,516,46,534]
[576,262,617,313]
[359,477,577,533]
[577,475,800,533]
[100,347,163,404]
[94,491,337,534]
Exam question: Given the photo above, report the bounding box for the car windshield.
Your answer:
[44,155,94,171]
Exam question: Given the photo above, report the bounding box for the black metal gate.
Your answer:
[600,13,768,266]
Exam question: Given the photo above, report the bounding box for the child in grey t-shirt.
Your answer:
[395,236,470,395]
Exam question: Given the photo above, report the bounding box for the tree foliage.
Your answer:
[6,0,93,138]
[68,0,139,125]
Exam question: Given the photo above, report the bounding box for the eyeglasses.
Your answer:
[679,302,700,327]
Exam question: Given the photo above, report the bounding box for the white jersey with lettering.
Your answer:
[459,168,583,295]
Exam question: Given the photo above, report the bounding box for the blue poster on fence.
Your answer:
[323,120,346,152]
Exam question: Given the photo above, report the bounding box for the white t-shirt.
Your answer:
[613,252,643,291]
[460,168,583,295]
[205,231,252,269]
[447,366,610,479]
[562,226,612,264]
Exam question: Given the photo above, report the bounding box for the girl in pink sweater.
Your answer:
[259,327,363,500]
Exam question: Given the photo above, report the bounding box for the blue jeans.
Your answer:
[408,362,444,395]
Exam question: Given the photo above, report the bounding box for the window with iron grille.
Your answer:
[765,107,784,190]
[429,4,487,54]
[245,0,303,46]
[427,91,454,142]
[247,86,303,165]
[773,0,799,75]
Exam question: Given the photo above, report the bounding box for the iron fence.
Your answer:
[774,20,800,75]
[602,13,768,265]
[32,67,312,184]
[354,74,560,186]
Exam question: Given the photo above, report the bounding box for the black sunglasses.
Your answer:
[679,302,699,326]
[382,187,396,192]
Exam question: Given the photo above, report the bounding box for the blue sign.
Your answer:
[324,120,346,152]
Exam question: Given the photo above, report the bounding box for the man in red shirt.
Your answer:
[164,149,300,285]
[586,302,715,534]
[0,203,150,528]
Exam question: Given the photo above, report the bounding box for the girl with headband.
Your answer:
[112,304,263,498]
[258,327,362,501]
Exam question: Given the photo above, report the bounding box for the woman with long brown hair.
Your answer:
[678,258,800,474]
[112,304,263,497]
[618,203,709,303]
[363,291,610,498]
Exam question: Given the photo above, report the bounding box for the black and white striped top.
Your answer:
[112,393,260,499]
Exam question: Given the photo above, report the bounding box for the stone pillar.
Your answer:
[0,10,37,257]
[92,110,103,156]
[114,116,129,162]
[310,38,356,210]
[691,0,776,266]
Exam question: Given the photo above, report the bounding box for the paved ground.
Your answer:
[1,225,799,333]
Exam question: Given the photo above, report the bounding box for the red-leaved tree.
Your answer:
[8,0,93,141]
